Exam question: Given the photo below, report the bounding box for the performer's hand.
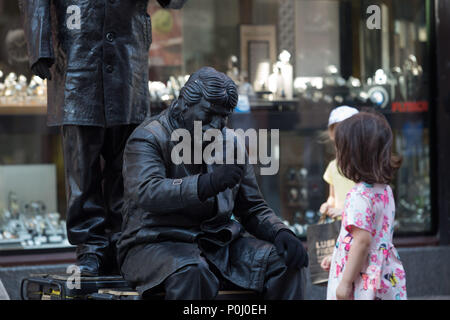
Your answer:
[31,58,53,80]
[212,164,244,190]
[274,230,309,269]
[197,164,244,200]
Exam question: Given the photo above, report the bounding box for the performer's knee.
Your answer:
[164,260,219,299]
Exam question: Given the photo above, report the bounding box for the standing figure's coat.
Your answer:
[20,0,186,127]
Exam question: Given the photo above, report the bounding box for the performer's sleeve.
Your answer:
[233,162,290,243]
[19,0,54,68]
[123,127,201,213]
[157,0,188,9]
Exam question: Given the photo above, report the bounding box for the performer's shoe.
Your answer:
[77,253,102,277]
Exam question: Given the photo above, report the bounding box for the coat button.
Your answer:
[173,179,183,185]
[106,32,115,42]
[106,65,114,73]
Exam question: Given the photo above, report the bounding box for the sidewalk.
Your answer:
[409,296,450,300]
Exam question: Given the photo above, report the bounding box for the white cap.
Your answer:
[328,105,359,127]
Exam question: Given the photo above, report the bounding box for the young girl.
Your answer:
[320,106,358,271]
[327,112,407,300]
[320,106,359,219]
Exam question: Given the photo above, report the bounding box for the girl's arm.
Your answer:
[336,227,372,300]
[320,185,335,215]
[327,185,335,207]
[327,185,343,218]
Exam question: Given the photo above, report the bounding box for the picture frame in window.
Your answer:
[240,25,277,91]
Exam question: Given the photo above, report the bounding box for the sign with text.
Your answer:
[392,101,429,113]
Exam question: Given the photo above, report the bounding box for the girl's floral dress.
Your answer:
[327,182,407,300]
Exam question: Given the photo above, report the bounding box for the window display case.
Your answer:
[0,2,69,255]
[0,165,70,250]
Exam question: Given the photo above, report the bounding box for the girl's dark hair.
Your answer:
[334,111,402,184]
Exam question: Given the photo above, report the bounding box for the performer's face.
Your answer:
[182,97,232,133]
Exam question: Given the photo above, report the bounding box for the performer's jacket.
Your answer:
[116,103,291,291]
[19,0,186,127]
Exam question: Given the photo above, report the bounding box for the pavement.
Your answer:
[409,296,450,300]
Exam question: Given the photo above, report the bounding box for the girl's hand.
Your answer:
[320,202,329,215]
[336,281,353,300]
[328,207,342,218]
[320,255,332,271]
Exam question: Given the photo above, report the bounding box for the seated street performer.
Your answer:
[116,67,309,299]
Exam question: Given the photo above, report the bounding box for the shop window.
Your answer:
[0,1,68,251]
[151,0,433,238]
[0,0,435,252]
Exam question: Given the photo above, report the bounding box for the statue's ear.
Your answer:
[178,98,190,115]
[171,98,190,127]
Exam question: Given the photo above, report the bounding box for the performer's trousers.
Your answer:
[62,125,136,272]
[158,248,306,300]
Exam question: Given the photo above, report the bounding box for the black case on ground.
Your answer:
[21,274,260,300]
[21,274,132,300]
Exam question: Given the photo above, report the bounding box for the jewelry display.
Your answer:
[148,75,189,103]
[291,55,425,112]
[0,71,47,106]
[0,194,70,249]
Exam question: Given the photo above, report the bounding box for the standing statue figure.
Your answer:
[20,0,187,276]
[117,67,309,299]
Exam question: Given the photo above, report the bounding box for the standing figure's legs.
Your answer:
[62,125,108,275]
[62,124,137,275]
[101,124,137,274]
